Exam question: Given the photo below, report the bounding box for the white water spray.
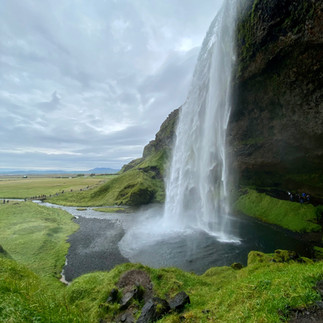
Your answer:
[118,1,239,263]
[163,0,237,240]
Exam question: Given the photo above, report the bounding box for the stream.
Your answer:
[35,201,312,282]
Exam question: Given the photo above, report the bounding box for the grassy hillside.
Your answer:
[48,150,168,206]
[0,202,78,280]
[235,189,323,233]
[1,247,323,322]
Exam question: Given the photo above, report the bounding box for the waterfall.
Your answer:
[163,0,237,240]
[118,1,239,264]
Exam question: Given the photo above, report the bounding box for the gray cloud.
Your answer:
[0,0,224,171]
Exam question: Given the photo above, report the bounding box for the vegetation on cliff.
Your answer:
[235,189,323,233]
[230,0,323,194]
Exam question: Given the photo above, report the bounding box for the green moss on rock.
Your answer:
[247,251,272,265]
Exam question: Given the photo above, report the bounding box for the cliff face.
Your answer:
[229,0,323,195]
[106,0,322,205]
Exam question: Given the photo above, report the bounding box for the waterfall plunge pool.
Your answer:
[37,202,312,282]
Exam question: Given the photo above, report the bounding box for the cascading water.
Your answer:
[118,0,240,268]
[163,0,237,240]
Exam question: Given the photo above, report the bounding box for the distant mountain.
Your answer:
[86,168,119,174]
[0,168,120,175]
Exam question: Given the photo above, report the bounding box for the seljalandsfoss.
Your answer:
[1,0,323,322]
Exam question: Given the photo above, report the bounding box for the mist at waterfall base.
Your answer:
[117,205,310,274]
[119,0,241,271]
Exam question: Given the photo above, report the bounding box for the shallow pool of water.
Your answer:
[37,202,312,281]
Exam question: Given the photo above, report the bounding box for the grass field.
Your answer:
[0,174,114,199]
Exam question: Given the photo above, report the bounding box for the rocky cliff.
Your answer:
[230,0,323,196]
[104,0,322,205]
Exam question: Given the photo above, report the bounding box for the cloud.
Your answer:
[0,0,223,170]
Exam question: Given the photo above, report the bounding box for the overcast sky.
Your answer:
[1,0,223,171]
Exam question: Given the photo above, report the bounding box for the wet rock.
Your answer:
[137,297,170,323]
[120,287,141,310]
[169,291,190,313]
[107,288,119,303]
[118,312,135,323]
[136,299,155,323]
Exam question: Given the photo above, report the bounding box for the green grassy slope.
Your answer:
[64,255,323,322]
[235,189,323,233]
[48,150,168,207]
[0,256,85,322]
[0,202,78,279]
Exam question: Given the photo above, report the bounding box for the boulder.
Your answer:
[120,287,142,310]
[169,291,190,313]
[137,297,170,323]
[118,312,135,323]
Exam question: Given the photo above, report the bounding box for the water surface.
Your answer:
[39,202,311,281]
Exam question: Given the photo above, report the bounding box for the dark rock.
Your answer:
[315,301,323,309]
[120,288,139,310]
[153,297,171,318]
[136,297,170,323]
[288,305,323,322]
[169,291,190,313]
[136,300,155,323]
[107,288,119,303]
[118,312,135,323]
[142,108,179,159]
[230,0,323,194]
[231,262,243,270]
[117,270,153,302]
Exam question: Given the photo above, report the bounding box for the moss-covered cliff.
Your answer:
[96,108,179,206]
[92,0,322,207]
[229,0,323,196]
